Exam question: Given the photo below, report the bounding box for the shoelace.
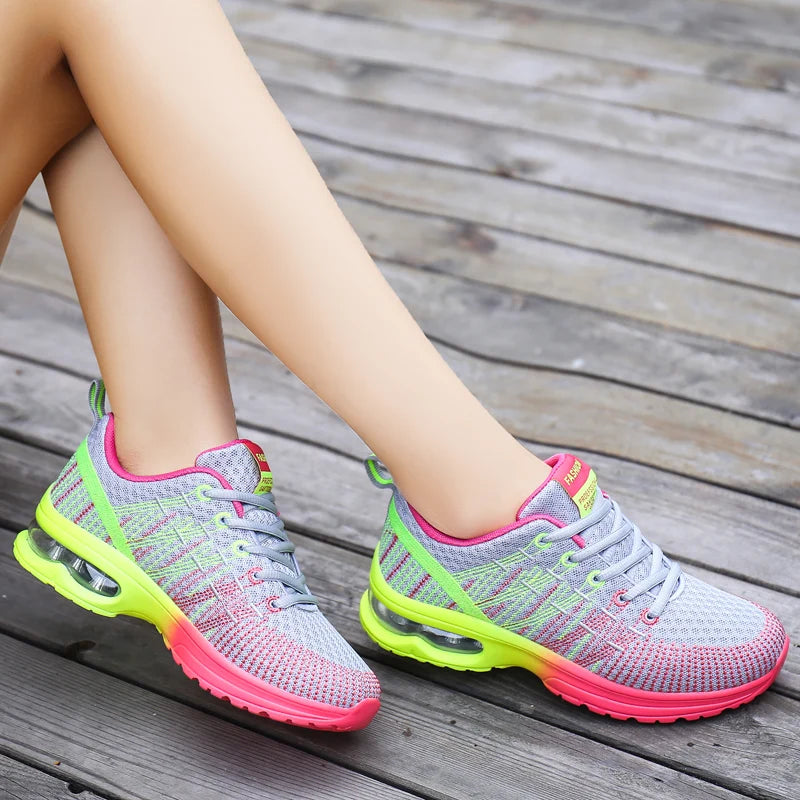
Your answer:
[205,488,318,610]
[542,495,682,619]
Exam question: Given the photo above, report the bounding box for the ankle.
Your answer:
[111,413,239,476]
[399,450,551,540]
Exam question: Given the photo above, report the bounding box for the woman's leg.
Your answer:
[51,0,549,538]
[43,126,238,475]
[0,1,92,230]
[0,202,21,265]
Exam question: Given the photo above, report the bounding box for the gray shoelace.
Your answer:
[206,488,318,609]
[542,495,682,619]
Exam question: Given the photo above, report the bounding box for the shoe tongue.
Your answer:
[195,439,273,495]
[517,454,598,524]
[519,453,657,587]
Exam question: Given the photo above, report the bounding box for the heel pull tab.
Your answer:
[365,456,395,490]
[88,380,107,423]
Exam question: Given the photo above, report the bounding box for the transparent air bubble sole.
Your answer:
[370,592,483,653]
[27,519,120,597]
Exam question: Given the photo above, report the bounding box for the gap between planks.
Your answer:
[0,752,109,800]
[223,0,800,138]
[257,0,800,93]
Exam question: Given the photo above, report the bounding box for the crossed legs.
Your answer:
[3,0,550,537]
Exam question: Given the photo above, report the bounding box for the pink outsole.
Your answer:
[540,635,790,723]
[163,618,380,732]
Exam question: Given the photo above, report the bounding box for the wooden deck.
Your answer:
[2,0,800,798]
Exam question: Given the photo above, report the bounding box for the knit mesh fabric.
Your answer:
[382,458,786,694]
[376,522,462,611]
[50,415,379,709]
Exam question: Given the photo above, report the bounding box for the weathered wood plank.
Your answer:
[237,32,800,191]
[0,634,759,800]
[333,197,800,355]
[305,137,800,298]
[1,517,797,799]
[0,754,107,800]
[224,1,800,135]
[0,637,419,800]
[378,262,800,425]
[131,5,800,235]
[485,0,800,52]
[263,0,800,93]
[268,79,800,238]
[18,178,800,358]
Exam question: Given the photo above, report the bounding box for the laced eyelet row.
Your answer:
[194,481,317,609]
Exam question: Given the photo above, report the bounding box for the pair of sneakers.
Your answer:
[13,382,789,730]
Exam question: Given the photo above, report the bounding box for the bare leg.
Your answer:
[0,202,21,265]
[49,0,549,538]
[0,1,91,229]
[43,126,238,474]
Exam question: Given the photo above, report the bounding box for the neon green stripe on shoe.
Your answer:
[74,439,132,560]
[387,498,484,621]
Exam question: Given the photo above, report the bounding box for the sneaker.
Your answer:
[360,453,788,722]
[14,380,380,730]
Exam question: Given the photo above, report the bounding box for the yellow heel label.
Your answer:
[553,456,597,518]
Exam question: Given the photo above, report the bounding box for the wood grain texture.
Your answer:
[0,636,419,800]
[223,1,800,135]
[235,32,800,190]
[264,0,800,93]
[304,137,800,297]
[10,197,800,429]
[1,629,760,800]
[0,754,107,800]
[485,0,800,52]
[8,213,800,433]
[333,197,800,355]
[266,80,800,237]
